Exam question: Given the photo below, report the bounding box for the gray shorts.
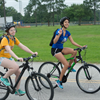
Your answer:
[0,57,14,66]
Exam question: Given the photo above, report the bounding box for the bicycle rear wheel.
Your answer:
[25,73,54,100]
[0,72,9,100]
[76,64,100,93]
[38,62,60,88]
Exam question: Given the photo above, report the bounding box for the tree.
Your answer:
[24,0,42,26]
[42,0,66,26]
[63,4,92,25]
[24,0,66,26]
[83,0,100,24]
[6,7,23,21]
[0,0,4,17]
[24,3,33,23]
[0,0,18,25]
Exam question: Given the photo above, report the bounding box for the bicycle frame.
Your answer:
[50,47,87,83]
[57,57,75,72]
[7,60,33,94]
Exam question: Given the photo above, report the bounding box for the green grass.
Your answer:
[6,25,100,63]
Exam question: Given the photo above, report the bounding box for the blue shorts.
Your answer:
[0,57,14,66]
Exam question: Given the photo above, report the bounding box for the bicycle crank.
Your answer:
[62,75,67,83]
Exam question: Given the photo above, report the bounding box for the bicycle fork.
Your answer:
[83,65,92,80]
[31,72,41,91]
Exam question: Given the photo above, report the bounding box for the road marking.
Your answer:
[11,76,100,83]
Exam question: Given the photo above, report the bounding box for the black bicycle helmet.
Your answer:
[5,22,15,32]
[60,17,70,26]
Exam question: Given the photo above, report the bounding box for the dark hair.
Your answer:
[5,22,15,32]
[60,17,70,26]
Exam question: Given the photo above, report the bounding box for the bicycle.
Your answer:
[38,46,100,94]
[0,54,54,100]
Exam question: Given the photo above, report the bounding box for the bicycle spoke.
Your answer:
[0,72,9,100]
[76,64,100,93]
[25,73,54,100]
[38,62,60,88]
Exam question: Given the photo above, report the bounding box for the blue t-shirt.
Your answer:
[52,29,71,49]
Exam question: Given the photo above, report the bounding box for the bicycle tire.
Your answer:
[38,62,60,88]
[25,73,54,100]
[76,64,100,93]
[0,72,9,100]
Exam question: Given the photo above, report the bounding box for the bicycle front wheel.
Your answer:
[76,64,100,93]
[25,73,54,100]
[0,72,9,100]
[38,62,60,88]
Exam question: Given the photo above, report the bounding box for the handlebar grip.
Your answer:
[32,54,36,57]
[22,54,38,62]
[74,45,87,51]
[82,45,87,50]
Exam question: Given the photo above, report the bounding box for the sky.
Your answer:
[5,0,84,16]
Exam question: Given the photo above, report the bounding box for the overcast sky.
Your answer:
[5,0,84,16]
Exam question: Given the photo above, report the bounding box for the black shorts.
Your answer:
[51,48,63,56]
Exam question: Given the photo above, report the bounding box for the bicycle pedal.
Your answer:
[15,94,25,96]
[19,94,25,96]
[0,81,7,87]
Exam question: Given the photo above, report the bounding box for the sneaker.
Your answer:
[56,80,63,89]
[0,77,10,86]
[15,89,25,96]
[68,67,76,72]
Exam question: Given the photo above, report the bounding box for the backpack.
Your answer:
[0,35,16,51]
[49,29,58,46]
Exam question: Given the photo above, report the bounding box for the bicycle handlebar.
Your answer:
[74,45,87,51]
[74,45,87,63]
[19,54,38,68]
[23,54,38,62]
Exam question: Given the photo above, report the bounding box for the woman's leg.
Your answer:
[15,69,21,90]
[1,59,20,78]
[55,53,69,81]
[62,47,77,66]
[1,59,21,90]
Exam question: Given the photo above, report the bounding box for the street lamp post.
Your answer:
[3,0,6,26]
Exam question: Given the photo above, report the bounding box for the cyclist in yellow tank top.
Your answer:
[0,22,38,95]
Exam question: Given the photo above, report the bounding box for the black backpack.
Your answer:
[49,29,58,46]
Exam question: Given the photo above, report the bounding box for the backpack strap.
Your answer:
[0,36,9,52]
[13,36,16,44]
[49,29,58,46]
[4,36,9,43]
[5,35,16,44]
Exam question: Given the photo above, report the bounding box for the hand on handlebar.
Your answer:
[34,52,38,55]
[74,45,87,51]
[32,52,38,57]
[17,58,23,62]
[82,45,87,50]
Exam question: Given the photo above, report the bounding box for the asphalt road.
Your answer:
[0,62,100,100]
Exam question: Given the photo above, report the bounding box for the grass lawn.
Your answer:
[4,25,100,63]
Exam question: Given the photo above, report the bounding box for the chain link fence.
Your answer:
[22,21,100,26]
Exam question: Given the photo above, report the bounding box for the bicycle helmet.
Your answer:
[60,17,70,26]
[5,22,15,32]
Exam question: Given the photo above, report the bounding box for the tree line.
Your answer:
[0,0,100,26]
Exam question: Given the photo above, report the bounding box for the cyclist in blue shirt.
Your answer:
[51,17,85,89]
